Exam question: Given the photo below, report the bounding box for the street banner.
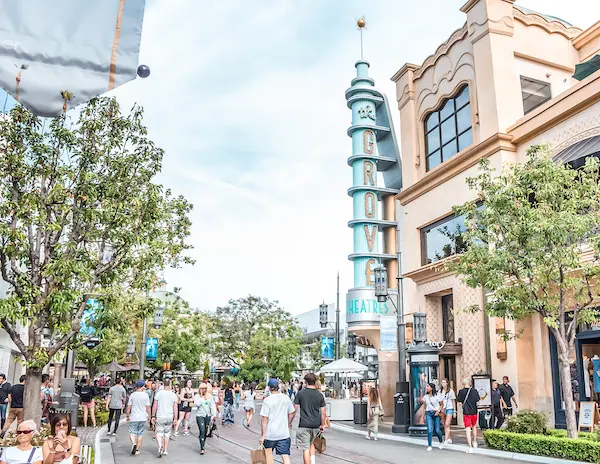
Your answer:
[0,0,146,116]
[146,337,158,361]
[80,298,101,337]
[321,337,334,361]
[380,316,397,351]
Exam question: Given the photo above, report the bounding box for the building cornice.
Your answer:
[390,63,420,83]
[396,133,515,206]
[460,0,515,14]
[513,7,582,39]
[508,70,600,145]
[513,51,575,73]
[573,21,600,50]
[403,256,458,285]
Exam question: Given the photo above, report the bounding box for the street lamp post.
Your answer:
[374,264,410,433]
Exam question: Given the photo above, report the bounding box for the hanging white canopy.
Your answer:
[319,358,368,374]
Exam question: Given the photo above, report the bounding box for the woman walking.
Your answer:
[440,379,456,444]
[366,387,383,441]
[173,384,185,436]
[195,383,216,456]
[179,380,194,436]
[211,382,222,419]
[79,378,97,428]
[243,385,256,428]
[234,383,241,411]
[424,383,444,451]
[222,383,235,426]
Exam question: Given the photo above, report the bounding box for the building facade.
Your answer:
[392,0,600,427]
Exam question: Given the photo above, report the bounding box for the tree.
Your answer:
[203,360,210,380]
[0,98,193,423]
[447,146,600,438]
[211,296,300,366]
[76,328,128,379]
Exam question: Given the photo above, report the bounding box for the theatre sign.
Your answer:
[345,58,402,327]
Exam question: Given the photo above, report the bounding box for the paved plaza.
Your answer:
[110,408,510,464]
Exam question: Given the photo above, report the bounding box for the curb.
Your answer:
[330,423,586,464]
[97,423,114,464]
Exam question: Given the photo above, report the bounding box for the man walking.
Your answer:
[2,375,25,436]
[457,377,479,454]
[0,374,9,430]
[107,377,127,436]
[294,373,326,464]
[259,379,296,464]
[491,380,507,429]
[152,379,178,458]
[127,380,151,455]
[499,376,518,416]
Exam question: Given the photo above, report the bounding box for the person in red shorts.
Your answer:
[457,377,479,454]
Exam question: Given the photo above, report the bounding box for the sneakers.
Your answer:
[157,446,163,458]
[373,437,378,441]
[473,441,478,449]
[131,444,137,455]
[427,446,432,451]
[447,438,452,444]
[163,451,169,456]
[438,442,444,450]
[365,435,370,440]
[466,447,474,454]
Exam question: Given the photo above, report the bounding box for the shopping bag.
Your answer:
[314,432,327,454]
[250,446,267,464]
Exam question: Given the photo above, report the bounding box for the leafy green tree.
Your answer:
[239,357,268,383]
[447,146,600,438]
[0,98,193,423]
[211,296,299,366]
[76,328,128,379]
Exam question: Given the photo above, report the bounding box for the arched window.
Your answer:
[424,85,473,171]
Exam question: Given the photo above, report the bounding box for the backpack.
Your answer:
[80,386,92,403]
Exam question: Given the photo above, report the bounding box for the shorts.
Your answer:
[179,406,191,413]
[128,421,146,436]
[464,414,478,428]
[296,428,320,450]
[445,409,454,416]
[82,399,94,408]
[244,406,255,412]
[503,407,513,416]
[156,418,173,435]
[263,437,291,456]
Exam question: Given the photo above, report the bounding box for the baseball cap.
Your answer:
[136,379,146,388]
[268,378,279,389]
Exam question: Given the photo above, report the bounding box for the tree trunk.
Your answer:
[558,352,578,438]
[23,366,42,426]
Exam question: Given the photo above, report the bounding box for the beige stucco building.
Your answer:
[392,0,600,426]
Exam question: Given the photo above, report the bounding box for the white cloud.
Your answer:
[111,0,600,315]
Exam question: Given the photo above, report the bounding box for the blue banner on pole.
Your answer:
[146,337,158,361]
[80,298,101,337]
[321,337,334,361]
[380,316,397,352]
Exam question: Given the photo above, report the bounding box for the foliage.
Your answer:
[308,342,324,371]
[76,327,130,378]
[446,145,600,437]
[505,409,547,435]
[484,430,600,463]
[211,296,300,366]
[239,357,268,384]
[546,429,596,441]
[147,300,212,374]
[0,97,193,423]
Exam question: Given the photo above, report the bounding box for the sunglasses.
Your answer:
[16,430,33,435]
[55,421,69,427]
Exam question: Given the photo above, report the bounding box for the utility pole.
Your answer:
[336,271,340,361]
[139,316,148,379]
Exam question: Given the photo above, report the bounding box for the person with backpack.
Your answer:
[79,378,97,428]
[457,377,479,454]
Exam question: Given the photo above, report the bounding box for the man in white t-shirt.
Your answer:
[152,379,178,458]
[260,379,296,464]
[126,380,151,455]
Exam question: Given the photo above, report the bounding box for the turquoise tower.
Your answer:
[345,57,402,329]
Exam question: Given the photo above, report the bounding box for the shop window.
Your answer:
[424,85,473,172]
[421,212,469,265]
[441,294,455,342]
[520,76,551,114]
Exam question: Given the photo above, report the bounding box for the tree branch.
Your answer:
[0,319,29,359]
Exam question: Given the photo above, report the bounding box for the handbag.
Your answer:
[250,446,267,464]
[314,432,327,454]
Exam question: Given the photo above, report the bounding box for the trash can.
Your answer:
[353,401,367,425]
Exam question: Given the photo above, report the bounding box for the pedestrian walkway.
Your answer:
[108,408,508,464]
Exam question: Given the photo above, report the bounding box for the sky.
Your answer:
[3,0,599,316]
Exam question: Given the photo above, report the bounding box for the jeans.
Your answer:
[107,408,122,433]
[0,404,7,430]
[425,411,443,446]
[197,415,211,450]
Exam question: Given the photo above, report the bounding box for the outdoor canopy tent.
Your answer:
[319,358,368,374]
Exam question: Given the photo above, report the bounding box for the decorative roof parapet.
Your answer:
[513,6,582,39]
[412,25,468,80]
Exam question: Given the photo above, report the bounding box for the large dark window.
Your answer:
[421,212,469,265]
[424,85,473,172]
[520,76,551,114]
[441,294,455,342]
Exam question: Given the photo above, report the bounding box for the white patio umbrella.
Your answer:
[319,358,368,374]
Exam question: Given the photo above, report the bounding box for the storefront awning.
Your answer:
[573,55,600,81]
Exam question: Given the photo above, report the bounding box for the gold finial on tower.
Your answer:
[356,17,367,60]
